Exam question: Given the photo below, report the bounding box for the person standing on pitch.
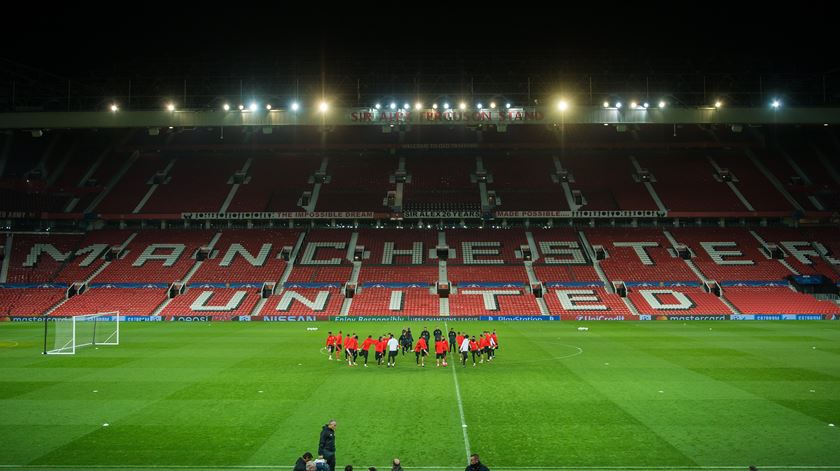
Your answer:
[465,454,489,471]
[398,330,407,356]
[434,337,447,367]
[420,327,431,349]
[345,334,358,366]
[448,328,457,353]
[433,326,443,344]
[360,335,375,367]
[459,332,471,367]
[318,420,337,471]
[414,335,428,367]
[469,336,480,366]
[325,332,336,360]
[386,334,400,367]
[404,328,414,353]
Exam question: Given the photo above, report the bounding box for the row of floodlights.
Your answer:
[107,99,784,113]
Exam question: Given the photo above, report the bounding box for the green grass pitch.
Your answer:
[1,321,839,471]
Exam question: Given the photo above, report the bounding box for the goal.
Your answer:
[43,312,120,355]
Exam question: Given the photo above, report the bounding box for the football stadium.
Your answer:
[1,10,839,471]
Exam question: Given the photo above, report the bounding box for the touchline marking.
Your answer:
[2,466,839,470]
[445,321,471,464]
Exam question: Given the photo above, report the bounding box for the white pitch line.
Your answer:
[445,321,471,464]
[2,466,840,470]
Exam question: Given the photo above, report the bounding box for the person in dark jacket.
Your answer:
[318,420,337,471]
[421,327,430,347]
[433,327,443,342]
[465,454,489,471]
[448,328,457,353]
[294,452,313,471]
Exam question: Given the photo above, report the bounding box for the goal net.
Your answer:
[44,312,120,355]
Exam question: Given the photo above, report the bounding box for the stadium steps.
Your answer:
[46,137,80,187]
[84,232,137,284]
[748,230,799,275]
[629,155,667,212]
[577,231,610,290]
[339,259,362,316]
[218,157,253,213]
[251,231,307,316]
[744,148,804,212]
[0,130,13,177]
[301,156,328,212]
[133,158,177,213]
[439,296,449,316]
[393,156,406,209]
[0,233,12,283]
[477,155,490,210]
[662,230,708,284]
[706,155,755,211]
[809,142,840,184]
[553,156,581,210]
[85,150,140,213]
[42,291,71,317]
[64,132,132,212]
[152,232,222,317]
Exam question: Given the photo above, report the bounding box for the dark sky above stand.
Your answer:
[2,2,837,79]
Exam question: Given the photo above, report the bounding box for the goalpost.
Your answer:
[43,312,120,355]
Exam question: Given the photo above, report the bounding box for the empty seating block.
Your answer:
[724,287,840,315]
[0,288,66,317]
[51,288,167,317]
[160,288,260,319]
[349,288,438,316]
[628,287,733,315]
[258,288,343,317]
[93,230,213,284]
[449,288,540,316]
[587,228,699,283]
[191,229,300,284]
[544,287,635,319]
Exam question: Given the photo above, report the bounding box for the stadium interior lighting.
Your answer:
[375,103,381,110]
[389,102,397,110]
[222,103,230,111]
[110,104,118,112]
[459,102,467,110]
[319,101,329,112]
[415,102,423,110]
[603,101,610,108]
[558,100,569,111]
[265,104,272,110]
[629,101,638,109]
[490,102,496,109]
[432,103,438,110]
[238,104,244,111]
[443,103,450,110]
[403,103,410,110]
[291,102,300,111]
[166,103,175,112]
[771,99,781,108]
[249,103,258,112]
[615,102,622,109]
[477,103,483,110]
[714,101,723,109]
[505,103,511,109]
[643,102,649,108]
[658,100,666,108]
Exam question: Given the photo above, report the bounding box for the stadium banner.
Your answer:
[182,212,375,220]
[89,283,170,289]
[361,282,431,288]
[351,109,546,123]
[545,281,605,288]
[731,314,826,320]
[480,316,560,321]
[496,210,667,219]
[4,316,162,322]
[719,281,790,287]
[170,316,212,322]
[188,283,228,289]
[403,210,482,219]
[259,315,324,322]
[567,314,628,321]
[655,315,730,321]
[625,281,702,287]
[283,282,342,288]
[0,283,70,289]
[235,316,252,322]
[331,316,442,322]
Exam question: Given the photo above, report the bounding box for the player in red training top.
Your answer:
[325,331,336,360]
[414,337,428,367]
[359,335,375,367]
[435,338,447,367]
[345,334,358,366]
